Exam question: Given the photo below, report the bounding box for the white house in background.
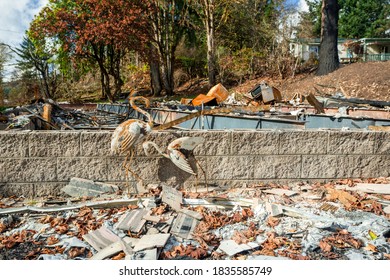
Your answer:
[290,38,351,62]
[290,37,390,63]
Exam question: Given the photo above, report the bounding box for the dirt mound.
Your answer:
[232,61,390,101]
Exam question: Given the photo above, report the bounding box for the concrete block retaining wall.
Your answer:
[0,129,389,197]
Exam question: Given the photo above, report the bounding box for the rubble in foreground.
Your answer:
[1,178,389,260]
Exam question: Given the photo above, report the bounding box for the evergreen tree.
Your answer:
[338,0,390,38]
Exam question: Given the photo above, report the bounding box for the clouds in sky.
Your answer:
[0,0,48,47]
[0,0,48,78]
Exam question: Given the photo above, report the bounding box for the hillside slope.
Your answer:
[232,61,390,101]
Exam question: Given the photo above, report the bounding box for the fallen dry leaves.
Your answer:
[267,217,280,228]
[232,222,264,244]
[0,230,36,249]
[68,247,86,259]
[319,230,363,254]
[162,244,208,260]
[151,204,168,216]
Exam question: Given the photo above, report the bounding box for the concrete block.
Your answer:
[0,183,35,198]
[0,131,29,157]
[0,159,5,183]
[180,130,232,156]
[80,131,112,156]
[207,156,249,180]
[29,131,80,157]
[251,155,302,179]
[6,158,57,183]
[348,155,390,178]
[106,157,160,182]
[279,130,328,155]
[232,131,279,155]
[34,183,67,197]
[327,131,375,155]
[301,155,349,179]
[373,132,390,154]
[155,157,197,184]
[57,157,107,181]
[136,130,181,156]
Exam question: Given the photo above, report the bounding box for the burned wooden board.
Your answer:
[82,226,121,251]
[162,186,182,211]
[115,208,148,233]
[170,213,199,240]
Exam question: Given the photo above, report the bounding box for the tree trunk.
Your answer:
[100,72,106,99]
[204,0,217,87]
[316,0,340,76]
[150,59,162,97]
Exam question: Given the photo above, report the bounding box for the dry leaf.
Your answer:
[0,223,7,233]
[78,207,92,217]
[39,215,53,224]
[242,208,254,218]
[319,240,332,252]
[50,217,64,228]
[232,231,248,245]
[112,252,126,260]
[55,224,69,234]
[267,217,280,227]
[364,244,378,252]
[46,236,59,245]
[68,247,85,259]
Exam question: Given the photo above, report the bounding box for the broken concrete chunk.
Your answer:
[218,240,260,257]
[179,208,203,220]
[162,186,182,211]
[133,234,170,252]
[265,202,284,217]
[384,206,390,215]
[90,239,132,260]
[336,183,390,195]
[263,189,298,197]
[115,209,148,233]
[143,214,161,223]
[82,226,121,251]
[62,177,119,197]
[170,213,199,240]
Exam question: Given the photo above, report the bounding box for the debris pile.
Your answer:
[1,178,389,260]
[1,99,126,130]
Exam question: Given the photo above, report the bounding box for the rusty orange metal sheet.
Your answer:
[191,94,217,106]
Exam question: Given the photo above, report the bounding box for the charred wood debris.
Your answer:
[1,82,390,131]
